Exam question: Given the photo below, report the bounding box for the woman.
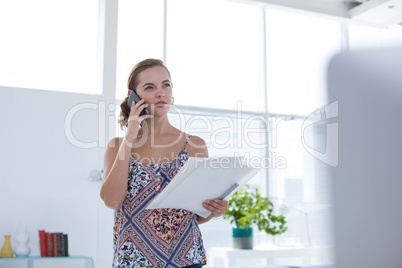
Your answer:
[100,59,228,268]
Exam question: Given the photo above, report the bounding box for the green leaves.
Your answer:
[223,185,288,235]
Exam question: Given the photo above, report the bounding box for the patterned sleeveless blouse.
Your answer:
[113,135,207,268]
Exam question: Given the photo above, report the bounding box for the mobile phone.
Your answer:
[128,90,149,117]
[127,90,149,126]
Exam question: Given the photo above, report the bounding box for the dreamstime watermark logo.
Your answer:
[301,101,338,167]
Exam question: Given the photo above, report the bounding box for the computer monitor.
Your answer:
[328,47,402,268]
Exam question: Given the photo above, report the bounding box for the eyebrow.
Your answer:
[142,80,171,88]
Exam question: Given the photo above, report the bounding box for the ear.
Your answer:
[127,90,131,97]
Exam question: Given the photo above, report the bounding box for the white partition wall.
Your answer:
[0,87,114,268]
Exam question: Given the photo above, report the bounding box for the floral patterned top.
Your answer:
[113,135,207,268]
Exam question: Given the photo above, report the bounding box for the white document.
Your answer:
[146,156,261,218]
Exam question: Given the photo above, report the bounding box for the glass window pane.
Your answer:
[166,0,263,112]
[116,0,164,100]
[0,0,99,94]
[265,9,341,116]
[349,24,402,50]
[268,118,332,247]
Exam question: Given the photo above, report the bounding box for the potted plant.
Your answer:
[223,185,287,249]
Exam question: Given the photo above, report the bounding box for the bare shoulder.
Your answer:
[186,135,209,158]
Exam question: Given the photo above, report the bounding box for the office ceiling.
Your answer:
[234,0,402,27]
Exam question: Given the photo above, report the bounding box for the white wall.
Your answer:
[0,87,114,268]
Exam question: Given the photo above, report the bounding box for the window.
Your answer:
[267,117,333,247]
[115,0,164,100]
[263,8,340,249]
[0,0,99,94]
[166,0,263,112]
[265,8,341,116]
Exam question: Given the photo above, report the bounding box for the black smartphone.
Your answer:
[127,90,149,127]
[128,90,149,117]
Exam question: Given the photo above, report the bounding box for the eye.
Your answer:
[163,83,171,88]
[145,86,153,90]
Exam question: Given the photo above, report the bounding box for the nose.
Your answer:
[156,86,165,98]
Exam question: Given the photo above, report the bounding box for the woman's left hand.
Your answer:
[202,199,229,218]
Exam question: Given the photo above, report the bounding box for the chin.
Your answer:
[152,110,169,118]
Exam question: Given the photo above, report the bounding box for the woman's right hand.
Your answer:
[126,99,152,143]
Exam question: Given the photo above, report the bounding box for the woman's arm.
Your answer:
[186,135,229,224]
[100,99,152,209]
[100,137,132,209]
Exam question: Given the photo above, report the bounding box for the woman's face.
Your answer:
[135,66,173,117]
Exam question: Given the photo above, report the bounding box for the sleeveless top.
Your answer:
[113,135,207,268]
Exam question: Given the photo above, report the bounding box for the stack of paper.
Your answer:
[147,156,261,218]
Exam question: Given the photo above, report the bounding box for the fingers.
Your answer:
[128,99,152,126]
[127,114,152,125]
[130,99,148,117]
[202,199,229,217]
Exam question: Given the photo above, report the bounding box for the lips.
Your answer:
[155,101,167,107]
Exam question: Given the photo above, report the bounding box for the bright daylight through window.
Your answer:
[0,0,99,94]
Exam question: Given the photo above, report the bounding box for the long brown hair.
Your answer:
[119,59,171,129]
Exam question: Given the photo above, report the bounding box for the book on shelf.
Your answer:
[38,230,46,257]
[38,230,69,257]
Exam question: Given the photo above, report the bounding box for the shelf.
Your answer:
[0,256,94,268]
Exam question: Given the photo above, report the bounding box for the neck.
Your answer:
[140,116,174,136]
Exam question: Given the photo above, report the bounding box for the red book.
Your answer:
[45,232,53,257]
[52,233,59,257]
[38,230,47,257]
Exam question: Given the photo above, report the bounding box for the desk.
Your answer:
[0,256,94,268]
[208,247,330,267]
